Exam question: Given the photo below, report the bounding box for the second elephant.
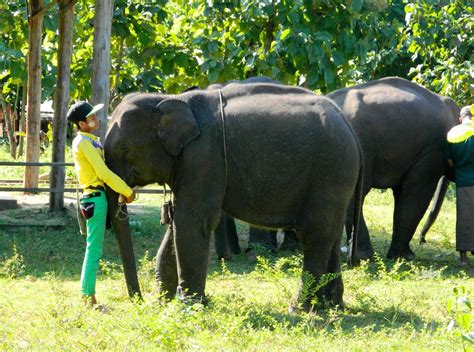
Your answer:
[328,77,459,259]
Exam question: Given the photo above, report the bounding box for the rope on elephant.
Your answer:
[218,89,228,189]
[115,202,129,221]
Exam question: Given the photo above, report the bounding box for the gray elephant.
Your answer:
[327,77,459,259]
[202,77,299,259]
[104,82,363,311]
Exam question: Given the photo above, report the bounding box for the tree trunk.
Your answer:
[91,0,113,140]
[0,95,17,159]
[24,0,44,192]
[110,36,124,109]
[49,0,75,212]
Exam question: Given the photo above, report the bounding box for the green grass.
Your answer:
[1,148,473,350]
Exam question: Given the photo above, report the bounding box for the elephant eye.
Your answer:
[120,143,129,156]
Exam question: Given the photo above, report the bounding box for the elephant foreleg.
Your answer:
[155,226,178,299]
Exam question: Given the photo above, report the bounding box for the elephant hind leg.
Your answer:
[323,237,344,307]
[388,163,441,259]
[292,217,345,312]
[226,215,241,254]
[247,226,277,252]
[214,213,241,260]
[279,229,302,251]
[345,192,373,260]
[214,213,232,260]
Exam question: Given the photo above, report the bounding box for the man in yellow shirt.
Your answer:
[67,101,135,307]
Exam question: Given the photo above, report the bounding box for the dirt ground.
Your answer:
[0,193,76,228]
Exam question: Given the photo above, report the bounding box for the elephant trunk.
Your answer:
[106,188,142,300]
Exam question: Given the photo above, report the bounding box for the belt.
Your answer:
[86,185,105,192]
[81,191,103,199]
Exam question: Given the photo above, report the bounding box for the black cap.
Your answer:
[66,101,104,125]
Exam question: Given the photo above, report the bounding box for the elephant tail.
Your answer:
[348,148,364,268]
[419,176,450,244]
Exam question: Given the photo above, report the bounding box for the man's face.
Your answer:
[79,114,100,131]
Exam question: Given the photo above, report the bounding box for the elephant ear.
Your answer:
[156,99,201,156]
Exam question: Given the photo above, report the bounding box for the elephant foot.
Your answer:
[355,246,374,261]
[245,244,277,263]
[153,282,177,300]
[279,238,302,252]
[290,283,344,314]
[228,244,241,255]
[176,286,208,306]
[460,251,468,268]
[386,246,415,260]
[289,296,344,314]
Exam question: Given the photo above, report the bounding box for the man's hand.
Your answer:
[119,191,136,204]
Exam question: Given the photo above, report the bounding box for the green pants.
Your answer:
[80,191,107,296]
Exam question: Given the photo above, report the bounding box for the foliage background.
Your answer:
[1,0,472,111]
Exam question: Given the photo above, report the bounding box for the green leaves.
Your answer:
[0,1,28,102]
[279,28,292,41]
[447,286,474,347]
[350,0,364,12]
[403,1,473,103]
[0,0,470,107]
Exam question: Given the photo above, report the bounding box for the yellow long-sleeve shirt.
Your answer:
[72,132,133,197]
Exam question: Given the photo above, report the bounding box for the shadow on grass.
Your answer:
[0,209,166,279]
[207,297,438,334]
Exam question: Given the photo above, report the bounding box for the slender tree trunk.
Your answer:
[24,0,44,192]
[18,84,27,158]
[50,0,75,212]
[110,36,124,109]
[91,0,113,140]
[0,95,17,159]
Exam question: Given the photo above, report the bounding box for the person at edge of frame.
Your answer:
[67,101,136,309]
[446,104,474,267]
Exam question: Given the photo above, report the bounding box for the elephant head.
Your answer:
[104,94,201,298]
[105,95,200,188]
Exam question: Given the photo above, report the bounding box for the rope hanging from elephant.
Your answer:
[218,89,228,191]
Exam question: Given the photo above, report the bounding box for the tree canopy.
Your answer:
[0,0,472,109]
